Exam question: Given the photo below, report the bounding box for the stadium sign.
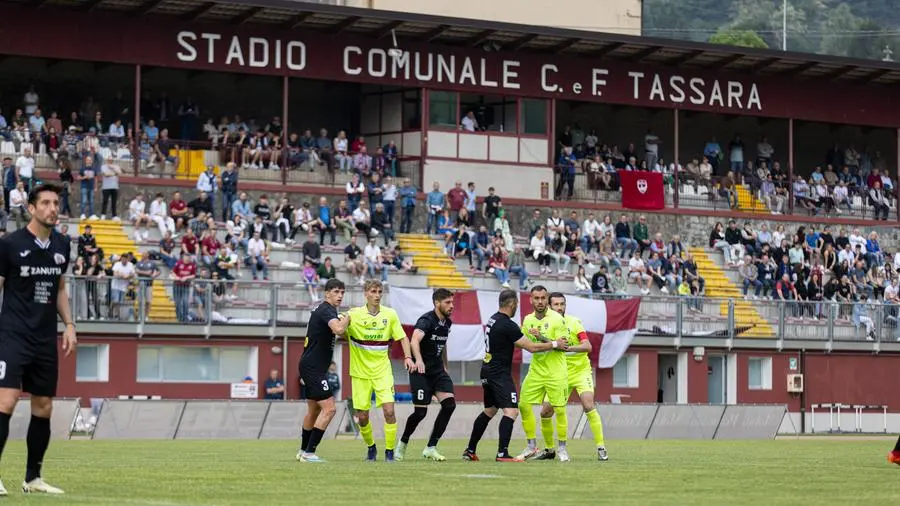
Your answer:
[0,7,895,125]
[175,31,764,112]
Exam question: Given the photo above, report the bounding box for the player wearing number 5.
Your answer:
[296,278,350,463]
[0,184,75,495]
[346,280,415,462]
[396,288,456,462]
[463,289,566,462]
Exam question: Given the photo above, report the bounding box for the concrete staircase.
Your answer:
[735,184,768,213]
[77,219,177,321]
[396,234,471,290]
[689,247,775,337]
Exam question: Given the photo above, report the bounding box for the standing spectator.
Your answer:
[2,157,15,214]
[383,140,398,176]
[172,252,197,322]
[15,147,35,193]
[399,178,417,234]
[644,128,660,169]
[482,186,502,226]
[110,255,136,320]
[135,251,160,319]
[99,158,122,220]
[264,370,285,400]
[446,180,467,218]
[425,182,445,234]
[8,181,28,230]
[382,176,397,226]
[220,162,238,221]
[556,146,576,200]
[79,155,98,219]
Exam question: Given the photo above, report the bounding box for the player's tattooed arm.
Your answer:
[527,327,549,343]
[410,329,426,374]
[515,336,553,353]
[566,333,591,353]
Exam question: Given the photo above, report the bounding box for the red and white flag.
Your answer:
[620,171,665,210]
[388,287,640,368]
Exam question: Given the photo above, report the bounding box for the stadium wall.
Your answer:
[61,337,900,414]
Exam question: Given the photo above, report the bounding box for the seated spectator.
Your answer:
[530,228,552,274]
[246,231,270,281]
[709,222,731,265]
[302,230,322,266]
[353,199,374,239]
[129,194,152,242]
[740,255,762,298]
[609,267,627,295]
[371,202,393,246]
[317,256,336,285]
[452,224,473,269]
[364,236,387,283]
[719,171,737,209]
[472,225,491,271]
[302,260,319,302]
[344,236,366,285]
[315,196,338,246]
[507,245,529,290]
[200,229,222,266]
[181,227,200,257]
[590,265,610,295]
[614,215,637,259]
[627,252,652,295]
[488,245,511,289]
[853,295,877,340]
[869,181,890,220]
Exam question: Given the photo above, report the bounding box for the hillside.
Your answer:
[642,0,899,61]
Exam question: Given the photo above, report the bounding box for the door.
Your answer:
[707,355,726,404]
[657,354,678,403]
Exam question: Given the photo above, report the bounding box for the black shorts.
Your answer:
[481,376,518,409]
[0,333,58,397]
[409,370,454,405]
[299,365,332,401]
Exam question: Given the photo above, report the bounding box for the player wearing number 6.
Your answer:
[536,293,608,462]
[396,288,456,462]
[463,289,565,462]
[346,280,415,462]
[296,278,350,463]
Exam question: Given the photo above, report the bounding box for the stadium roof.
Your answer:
[26,0,900,85]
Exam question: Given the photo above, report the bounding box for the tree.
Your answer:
[708,29,769,48]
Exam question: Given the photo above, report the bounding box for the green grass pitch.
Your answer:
[0,438,898,505]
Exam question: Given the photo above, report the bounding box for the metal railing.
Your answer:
[62,276,900,345]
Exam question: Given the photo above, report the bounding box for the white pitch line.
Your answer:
[67,496,190,506]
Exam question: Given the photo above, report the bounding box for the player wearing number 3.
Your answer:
[346,280,415,462]
[296,278,350,463]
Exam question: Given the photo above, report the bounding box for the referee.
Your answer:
[0,183,76,495]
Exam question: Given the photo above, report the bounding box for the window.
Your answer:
[403,89,422,130]
[76,344,109,382]
[748,357,772,390]
[612,354,639,388]
[428,91,457,128]
[137,346,257,383]
[459,93,517,133]
[520,99,548,135]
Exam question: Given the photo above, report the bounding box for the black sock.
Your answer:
[894,435,900,453]
[0,412,10,465]
[25,415,51,483]
[306,428,325,454]
[427,398,456,447]
[400,407,428,444]
[467,412,492,453]
[300,428,312,453]
[498,415,515,457]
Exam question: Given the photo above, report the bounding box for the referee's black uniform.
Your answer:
[0,227,71,396]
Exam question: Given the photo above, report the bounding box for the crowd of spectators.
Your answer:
[554,124,894,221]
[715,219,900,339]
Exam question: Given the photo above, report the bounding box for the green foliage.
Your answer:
[643,0,900,60]
[708,29,770,48]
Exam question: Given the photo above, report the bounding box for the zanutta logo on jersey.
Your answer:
[19,266,63,278]
[637,179,648,194]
